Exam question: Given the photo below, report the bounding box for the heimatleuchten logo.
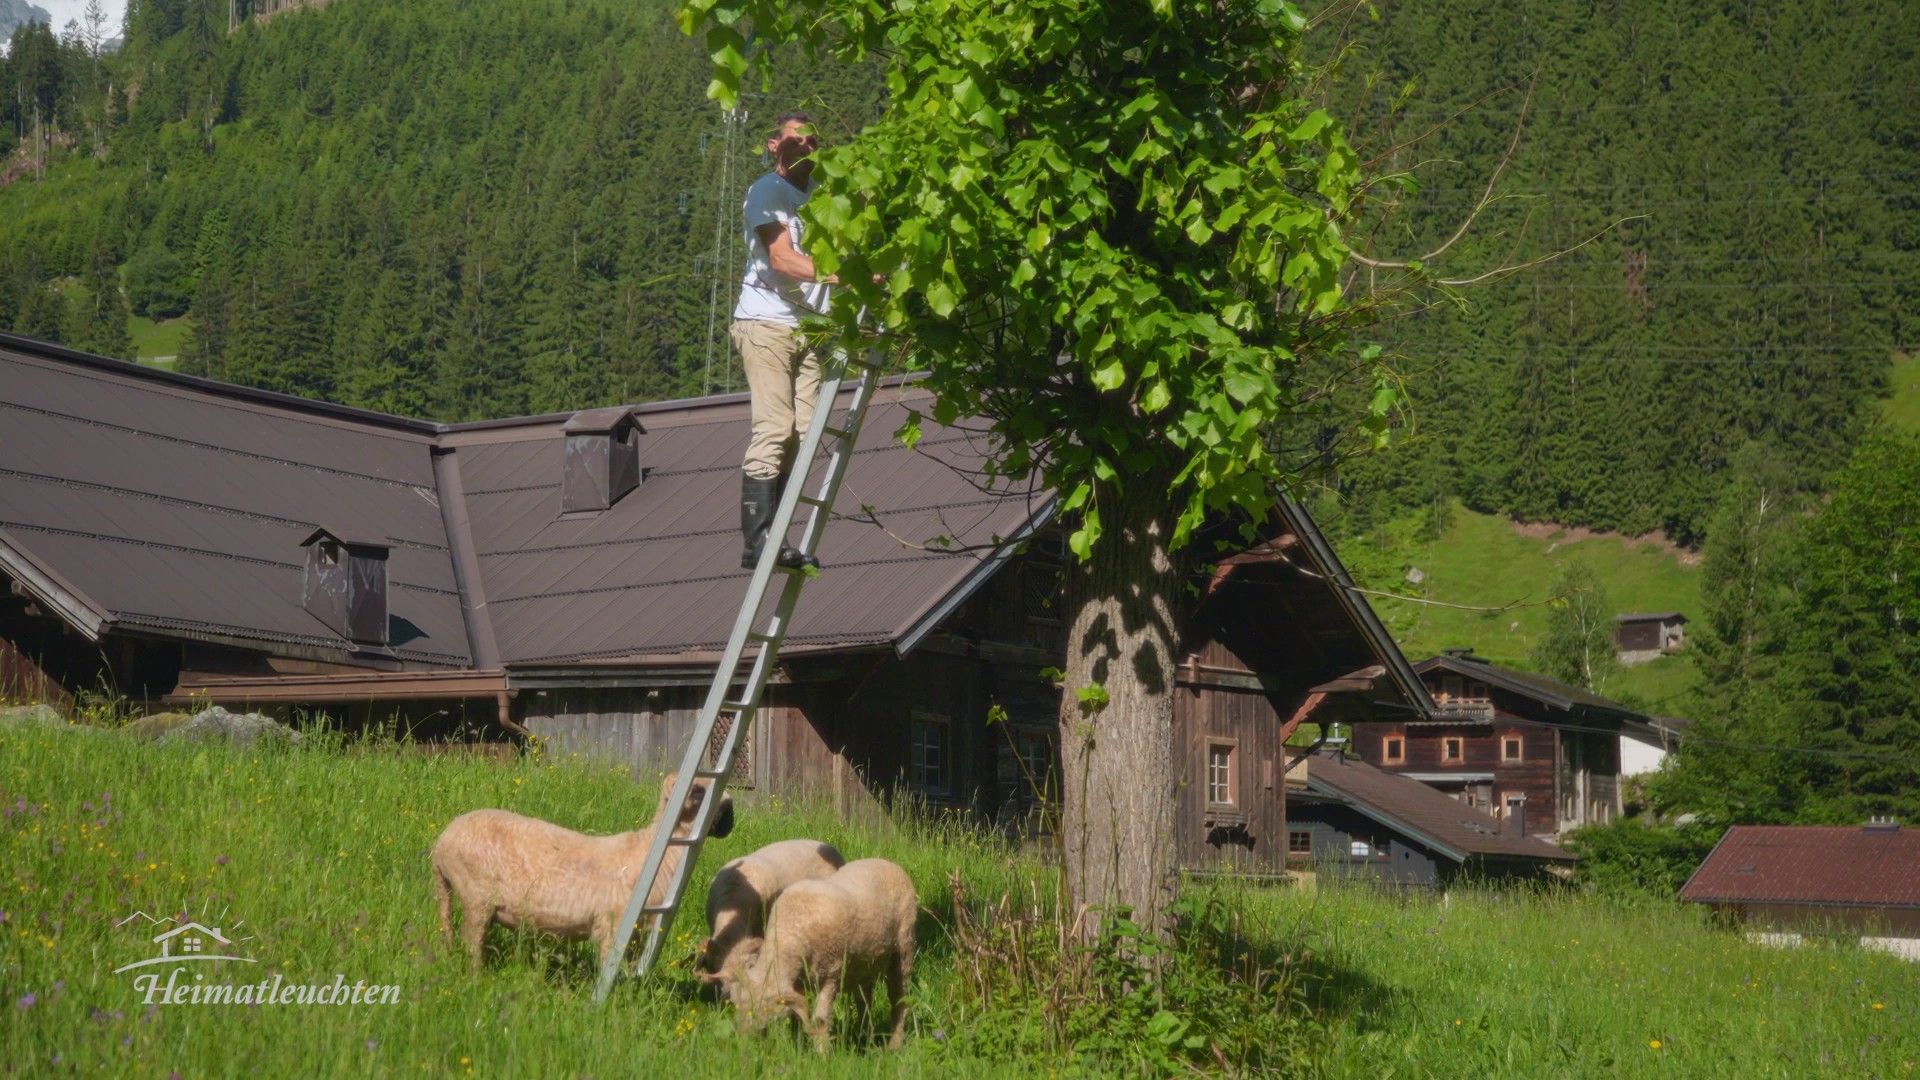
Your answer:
[113,908,400,1006]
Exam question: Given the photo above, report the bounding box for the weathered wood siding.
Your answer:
[1353,717,1559,838]
[1285,799,1444,887]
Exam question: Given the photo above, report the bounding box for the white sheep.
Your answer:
[696,838,847,992]
[722,857,917,1052]
[431,781,734,970]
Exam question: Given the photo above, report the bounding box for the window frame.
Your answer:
[1287,830,1312,856]
[1502,735,1524,762]
[908,710,954,800]
[1204,739,1238,808]
[1382,734,1406,765]
[1442,736,1465,764]
[1349,839,1372,858]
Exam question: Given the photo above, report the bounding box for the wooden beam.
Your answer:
[168,669,510,704]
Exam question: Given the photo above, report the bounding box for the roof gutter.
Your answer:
[0,526,110,640]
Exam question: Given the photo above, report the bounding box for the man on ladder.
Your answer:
[594,111,889,1001]
[732,110,837,570]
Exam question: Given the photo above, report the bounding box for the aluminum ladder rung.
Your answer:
[592,345,885,1004]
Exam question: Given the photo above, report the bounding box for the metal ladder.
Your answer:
[592,343,886,1004]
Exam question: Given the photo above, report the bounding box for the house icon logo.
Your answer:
[112,911,258,973]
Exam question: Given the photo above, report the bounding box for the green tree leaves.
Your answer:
[685,0,1380,559]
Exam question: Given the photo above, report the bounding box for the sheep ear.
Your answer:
[679,782,708,825]
[694,969,727,986]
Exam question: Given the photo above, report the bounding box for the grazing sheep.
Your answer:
[431,781,735,970]
[696,838,847,992]
[724,857,917,1051]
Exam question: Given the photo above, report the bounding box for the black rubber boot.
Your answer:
[772,468,821,570]
[741,474,778,568]
[740,475,816,570]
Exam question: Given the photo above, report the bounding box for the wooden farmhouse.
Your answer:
[1680,823,1920,962]
[0,332,1430,877]
[1349,649,1667,839]
[1285,750,1574,887]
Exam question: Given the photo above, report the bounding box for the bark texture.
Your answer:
[1056,485,1182,939]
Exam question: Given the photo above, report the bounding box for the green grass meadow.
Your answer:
[129,314,191,364]
[1886,352,1920,435]
[4,719,1917,1077]
[1337,505,1703,713]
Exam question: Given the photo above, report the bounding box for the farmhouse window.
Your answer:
[1288,830,1312,855]
[1350,840,1371,858]
[1206,742,1236,806]
[1004,729,1055,808]
[1383,735,1405,764]
[1502,736,1524,762]
[1443,737,1464,763]
[909,713,952,798]
[1441,675,1462,701]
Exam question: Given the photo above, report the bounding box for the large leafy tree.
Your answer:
[681,0,1399,932]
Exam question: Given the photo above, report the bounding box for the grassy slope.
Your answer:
[6,721,1917,1077]
[128,314,190,364]
[1886,351,1920,434]
[1336,505,1703,713]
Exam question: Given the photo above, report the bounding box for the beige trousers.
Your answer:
[731,319,823,480]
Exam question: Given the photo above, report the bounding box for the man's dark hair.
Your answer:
[770,111,815,138]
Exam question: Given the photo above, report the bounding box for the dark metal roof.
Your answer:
[0,335,469,665]
[1299,751,1574,863]
[0,333,1409,687]
[1679,825,1920,908]
[1614,611,1687,623]
[449,382,1047,665]
[0,335,1043,670]
[1290,749,1574,857]
[1413,652,1656,732]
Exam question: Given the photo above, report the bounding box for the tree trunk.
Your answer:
[1055,482,1182,940]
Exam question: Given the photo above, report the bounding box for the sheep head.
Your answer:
[647,780,736,840]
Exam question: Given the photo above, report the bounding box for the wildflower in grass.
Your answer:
[1873,1003,1885,1011]
[1649,1040,1662,1050]
[16,992,35,1009]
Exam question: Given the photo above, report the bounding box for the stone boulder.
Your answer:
[122,712,194,741]
[154,705,303,748]
[0,703,67,728]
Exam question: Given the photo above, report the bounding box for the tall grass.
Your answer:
[4,718,1915,1076]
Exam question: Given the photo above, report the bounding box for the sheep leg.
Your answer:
[433,870,454,951]
[459,898,493,970]
[883,952,909,1049]
[804,977,837,1054]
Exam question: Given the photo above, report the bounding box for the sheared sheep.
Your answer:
[696,838,847,992]
[723,857,916,1051]
[431,781,734,970]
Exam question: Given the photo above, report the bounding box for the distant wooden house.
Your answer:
[0,332,1429,877]
[1349,649,1667,839]
[1612,612,1686,664]
[1285,750,1573,887]
[1680,822,1920,962]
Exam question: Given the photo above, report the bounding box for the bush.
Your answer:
[943,878,1317,1074]
[1564,819,1724,898]
[123,245,191,319]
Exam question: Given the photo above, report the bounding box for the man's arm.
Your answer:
[757,222,838,285]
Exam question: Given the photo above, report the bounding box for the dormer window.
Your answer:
[300,528,390,645]
[562,406,646,513]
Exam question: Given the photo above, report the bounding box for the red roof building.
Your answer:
[1680,823,1920,960]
